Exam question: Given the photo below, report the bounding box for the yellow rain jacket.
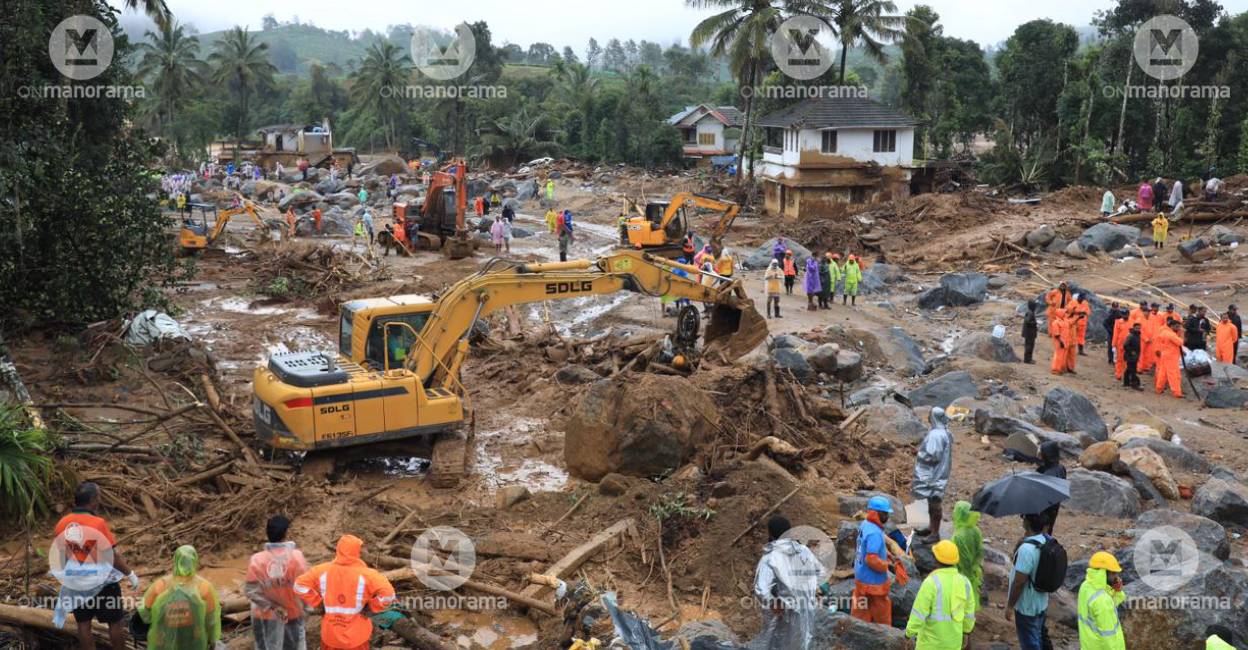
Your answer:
[1077,567,1126,650]
[1152,215,1169,244]
[843,260,862,295]
[905,566,975,649]
[139,545,221,650]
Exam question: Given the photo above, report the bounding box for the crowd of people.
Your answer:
[762,238,864,318]
[1022,282,1242,398]
[1100,172,1225,219]
[52,481,397,650]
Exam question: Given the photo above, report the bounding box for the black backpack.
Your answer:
[1022,536,1067,593]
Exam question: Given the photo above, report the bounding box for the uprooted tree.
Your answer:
[0,0,187,334]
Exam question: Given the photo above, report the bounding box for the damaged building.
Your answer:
[756,96,918,219]
[667,104,744,168]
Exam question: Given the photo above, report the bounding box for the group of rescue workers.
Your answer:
[762,237,865,319]
[1022,281,1241,398]
[52,482,395,650]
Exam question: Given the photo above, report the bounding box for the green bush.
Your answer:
[0,405,60,525]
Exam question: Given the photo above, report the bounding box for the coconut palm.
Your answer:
[135,20,207,145]
[474,105,560,166]
[121,0,171,27]
[688,0,785,184]
[806,0,907,83]
[209,27,277,143]
[351,41,411,150]
[550,62,599,156]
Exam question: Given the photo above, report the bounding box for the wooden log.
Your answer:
[171,460,234,488]
[0,603,111,644]
[391,618,454,650]
[730,486,802,546]
[520,518,636,602]
[201,405,260,466]
[199,373,222,413]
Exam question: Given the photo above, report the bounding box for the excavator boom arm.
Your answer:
[210,202,265,242]
[409,250,763,385]
[656,192,740,241]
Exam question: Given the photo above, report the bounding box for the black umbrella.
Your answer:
[971,471,1070,517]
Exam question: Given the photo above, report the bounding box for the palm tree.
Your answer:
[121,0,171,28]
[135,20,206,149]
[474,106,560,165]
[806,0,907,83]
[550,62,599,156]
[688,0,785,184]
[351,42,410,150]
[208,27,277,144]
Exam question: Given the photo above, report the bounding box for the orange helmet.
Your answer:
[831,253,841,260]
[785,249,793,255]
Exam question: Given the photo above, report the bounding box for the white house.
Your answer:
[756,96,918,219]
[667,104,744,166]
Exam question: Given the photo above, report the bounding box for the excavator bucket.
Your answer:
[703,302,768,361]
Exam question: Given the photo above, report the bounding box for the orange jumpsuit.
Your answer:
[1113,318,1129,379]
[1064,315,1080,371]
[1153,327,1184,397]
[1050,313,1071,375]
[1045,289,1070,335]
[295,535,396,650]
[1216,321,1240,363]
[1139,313,1159,373]
[1070,301,1092,345]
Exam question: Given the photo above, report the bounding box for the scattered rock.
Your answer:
[906,370,979,408]
[1191,478,1248,528]
[675,620,739,647]
[951,331,1019,363]
[1026,224,1057,248]
[554,364,600,384]
[1119,446,1180,500]
[1079,441,1121,471]
[1067,468,1141,518]
[917,273,988,309]
[1110,423,1166,445]
[1045,238,1069,254]
[1133,509,1230,561]
[1077,223,1140,253]
[495,485,530,509]
[597,473,631,496]
[772,348,814,380]
[1122,438,1212,473]
[565,376,718,481]
[860,263,907,294]
[1063,241,1087,259]
[863,402,928,442]
[1114,407,1173,440]
[886,327,926,377]
[1203,385,1248,409]
[1210,224,1243,245]
[1122,553,1248,646]
[987,275,1009,290]
[769,334,811,351]
[833,351,863,382]
[1178,238,1212,262]
[1040,387,1108,441]
[810,610,907,649]
[743,238,812,270]
[806,343,841,374]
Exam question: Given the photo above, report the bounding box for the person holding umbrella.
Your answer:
[1035,441,1066,534]
[905,540,975,650]
[913,407,953,541]
[1076,552,1126,650]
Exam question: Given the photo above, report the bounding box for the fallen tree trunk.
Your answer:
[520,518,636,602]
[0,603,111,645]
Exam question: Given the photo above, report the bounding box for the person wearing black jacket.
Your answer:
[1123,323,1142,389]
[1036,441,1066,534]
[1021,300,1039,364]
[1229,304,1243,362]
[1185,306,1211,350]
[1102,303,1123,364]
[1152,178,1169,209]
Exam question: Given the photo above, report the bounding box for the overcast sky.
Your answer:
[113,0,1248,50]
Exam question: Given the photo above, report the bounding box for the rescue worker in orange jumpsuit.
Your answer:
[1139,303,1161,374]
[1113,315,1130,381]
[1215,313,1240,363]
[1153,320,1185,398]
[1162,303,1182,327]
[1070,294,1092,355]
[295,535,396,650]
[1127,301,1149,330]
[1050,308,1072,375]
[1045,283,1071,336]
[1064,310,1082,373]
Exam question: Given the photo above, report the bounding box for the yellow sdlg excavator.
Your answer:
[178,200,270,252]
[252,249,767,486]
[622,192,740,257]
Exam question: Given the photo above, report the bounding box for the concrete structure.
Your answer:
[756,96,918,219]
[667,105,743,166]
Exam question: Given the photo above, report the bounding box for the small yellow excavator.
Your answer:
[178,200,269,252]
[622,192,740,257]
[252,249,767,485]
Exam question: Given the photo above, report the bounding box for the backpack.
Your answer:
[1021,536,1067,593]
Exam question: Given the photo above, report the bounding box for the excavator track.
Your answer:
[429,430,469,488]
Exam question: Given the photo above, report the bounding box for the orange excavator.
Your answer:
[380,157,477,259]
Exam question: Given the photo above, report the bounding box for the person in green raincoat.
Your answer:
[842,255,862,306]
[139,545,221,650]
[817,255,833,309]
[952,501,983,613]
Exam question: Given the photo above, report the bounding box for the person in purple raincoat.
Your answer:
[804,256,822,311]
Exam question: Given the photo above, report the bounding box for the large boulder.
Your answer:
[1026,224,1057,248]
[1210,224,1244,246]
[833,350,864,383]
[1002,428,1083,461]
[1067,468,1141,518]
[1133,509,1230,561]
[564,377,719,481]
[1040,387,1108,441]
[917,273,988,309]
[278,190,324,210]
[1077,223,1141,253]
[773,347,814,380]
[1178,237,1212,263]
[1121,552,1248,646]
[1191,478,1248,528]
[806,343,841,374]
[951,331,1020,363]
[742,238,812,270]
[1079,441,1121,471]
[860,263,907,294]
[810,610,908,649]
[769,333,811,351]
[514,179,539,202]
[1114,408,1172,439]
[906,371,979,408]
[1121,438,1212,473]
[1110,424,1168,445]
[675,620,739,647]
[863,402,928,442]
[1203,385,1248,409]
[356,155,408,177]
[886,327,926,377]
[1119,446,1180,500]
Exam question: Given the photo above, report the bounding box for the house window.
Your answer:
[698,132,716,146]
[821,130,838,154]
[764,128,782,149]
[683,129,697,144]
[873,130,897,153]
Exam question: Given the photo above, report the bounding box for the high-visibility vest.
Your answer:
[1076,570,1126,650]
[905,567,975,650]
[294,537,395,649]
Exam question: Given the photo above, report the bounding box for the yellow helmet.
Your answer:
[1089,551,1122,572]
[932,540,960,565]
